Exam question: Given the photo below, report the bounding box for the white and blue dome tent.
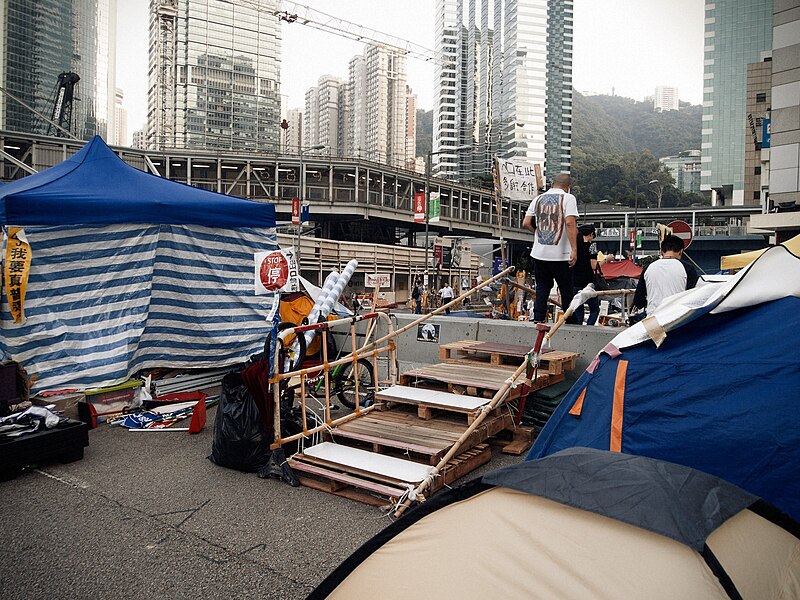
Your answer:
[528,242,800,520]
[0,136,279,393]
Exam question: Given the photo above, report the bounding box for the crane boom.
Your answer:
[227,0,446,65]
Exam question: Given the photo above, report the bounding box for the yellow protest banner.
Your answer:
[4,227,32,323]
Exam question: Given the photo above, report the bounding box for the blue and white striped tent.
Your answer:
[0,137,279,393]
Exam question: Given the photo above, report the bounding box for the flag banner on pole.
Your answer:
[414,192,425,223]
[428,192,441,223]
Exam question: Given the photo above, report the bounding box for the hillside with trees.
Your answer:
[571,91,706,207]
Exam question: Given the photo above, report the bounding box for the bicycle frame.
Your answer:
[269,311,397,450]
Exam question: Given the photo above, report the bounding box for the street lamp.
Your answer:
[424,145,470,287]
[296,144,326,268]
[633,179,659,252]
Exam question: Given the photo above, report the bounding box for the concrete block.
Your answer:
[773,5,800,26]
[774,19,800,50]
[772,67,800,87]
[770,142,800,170]
[772,130,800,146]
[774,0,800,14]
[773,44,800,74]
[772,81,800,110]
[770,166,800,194]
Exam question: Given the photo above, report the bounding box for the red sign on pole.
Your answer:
[667,220,693,249]
[629,230,635,251]
[291,198,300,225]
[413,193,425,223]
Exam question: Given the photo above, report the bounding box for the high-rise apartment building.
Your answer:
[701,0,773,205]
[113,88,128,146]
[0,0,117,140]
[405,86,418,171]
[308,44,412,168]
[654,86,680,112]
[660,150,702,194]
[147,0,281,152]
[280,107,302,154]
[433,0,573,183]
[304,75,341,153]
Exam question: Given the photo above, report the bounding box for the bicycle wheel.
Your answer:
[336,359,375,409]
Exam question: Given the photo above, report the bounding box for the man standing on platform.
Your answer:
[522,173,579,323]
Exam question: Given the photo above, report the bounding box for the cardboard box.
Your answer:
[32,392,84,421]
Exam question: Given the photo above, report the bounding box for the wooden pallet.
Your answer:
[375,385,491,422]
[329,407,514,464]
[290,442,492,507]
[399,361,555,399]
[439,340,578,375]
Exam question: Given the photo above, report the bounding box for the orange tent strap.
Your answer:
[569,387,587,416]
[610,360,628,452]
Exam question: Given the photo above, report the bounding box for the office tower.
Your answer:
[303,75,341,153]
[701,0,773,205]
[654,86,680,112]
[433,0,573,184]
[281,107,302,154]
[660,150,702,194]
[769,1,800,207]
[744,59,771,206]
[0,0,117,139]
[147,0,281,152]
[113,88,128,145]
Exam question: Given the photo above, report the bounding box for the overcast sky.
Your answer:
[117,0,705,144]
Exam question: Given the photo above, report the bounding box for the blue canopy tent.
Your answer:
[0,136,279,392]
[528,244,800,520]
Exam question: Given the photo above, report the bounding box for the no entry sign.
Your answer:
[667,220,693,249]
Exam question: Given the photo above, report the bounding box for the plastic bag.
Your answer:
[208,371,270,472]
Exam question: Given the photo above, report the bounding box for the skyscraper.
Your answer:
[701,0,773,205]
[147,0,281,152]
[433,0,573,184]
[113,88,128,146]
[0,0,117,140]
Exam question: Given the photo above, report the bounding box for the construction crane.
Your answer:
[48,72,81,137]
[228,0,446,65]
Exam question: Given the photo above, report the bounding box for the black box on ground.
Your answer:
[0,418,89,480]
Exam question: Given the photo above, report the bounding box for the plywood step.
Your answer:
[439,340,578,374]
[375,385,490,421]
[399,361,551,399]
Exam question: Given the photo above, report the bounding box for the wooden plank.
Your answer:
[439,444,492,488]
[296,476,390,508]
[501,426,536,455]
[302,442,433,483]
[376,385,489,411]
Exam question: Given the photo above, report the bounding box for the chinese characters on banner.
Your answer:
[4,228,32,323]
[365,273,391,288]
[494,157,545,203]
[413,193,425,223]
[254,248,300,295]
[291,198,300,225]
[428,192,441,223]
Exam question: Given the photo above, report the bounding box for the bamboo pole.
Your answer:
[393,356,530,518]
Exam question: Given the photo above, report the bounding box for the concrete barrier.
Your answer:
[382,314,621,375]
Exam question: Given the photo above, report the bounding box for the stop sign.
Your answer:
[667,220,693,249]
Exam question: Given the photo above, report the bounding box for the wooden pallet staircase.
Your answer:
[288,340,579,507]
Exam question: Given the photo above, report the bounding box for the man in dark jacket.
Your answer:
[571,224,600,325]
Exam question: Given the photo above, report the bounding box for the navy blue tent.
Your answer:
[0,137,279,392]
[528,244,800,520]
[0,136,275,227]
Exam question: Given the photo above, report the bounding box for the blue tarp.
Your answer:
[0,136,275,228]
[528,294,800,520]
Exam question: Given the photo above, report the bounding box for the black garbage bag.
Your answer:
[208,371,270,472]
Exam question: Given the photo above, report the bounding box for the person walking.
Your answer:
[439,282,454,314]
[522,173,579,323]
[411,280,422,314]
[571,224,601,325]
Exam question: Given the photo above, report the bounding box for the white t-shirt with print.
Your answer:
[643,258,687,315]
[525,188,579,261]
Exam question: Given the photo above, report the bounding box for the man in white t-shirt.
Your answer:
[522,173,579,322]
[439,282,454,314]
[632,235,689,316]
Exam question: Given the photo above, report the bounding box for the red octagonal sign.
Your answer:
[259,251,289,291]
[667,220,693,249]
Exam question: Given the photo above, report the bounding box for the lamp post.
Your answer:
[424,145,470,287]
[296,144,326,268]
[633,179,659,252]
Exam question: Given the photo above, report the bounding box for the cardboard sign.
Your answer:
[254,248,299,294]
[366,273,391,288]
[494,157,544,202]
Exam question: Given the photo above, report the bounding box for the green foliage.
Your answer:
[572,91,706,206]
[415,109,433,158]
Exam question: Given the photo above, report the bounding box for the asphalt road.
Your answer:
[0,405,523,599]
